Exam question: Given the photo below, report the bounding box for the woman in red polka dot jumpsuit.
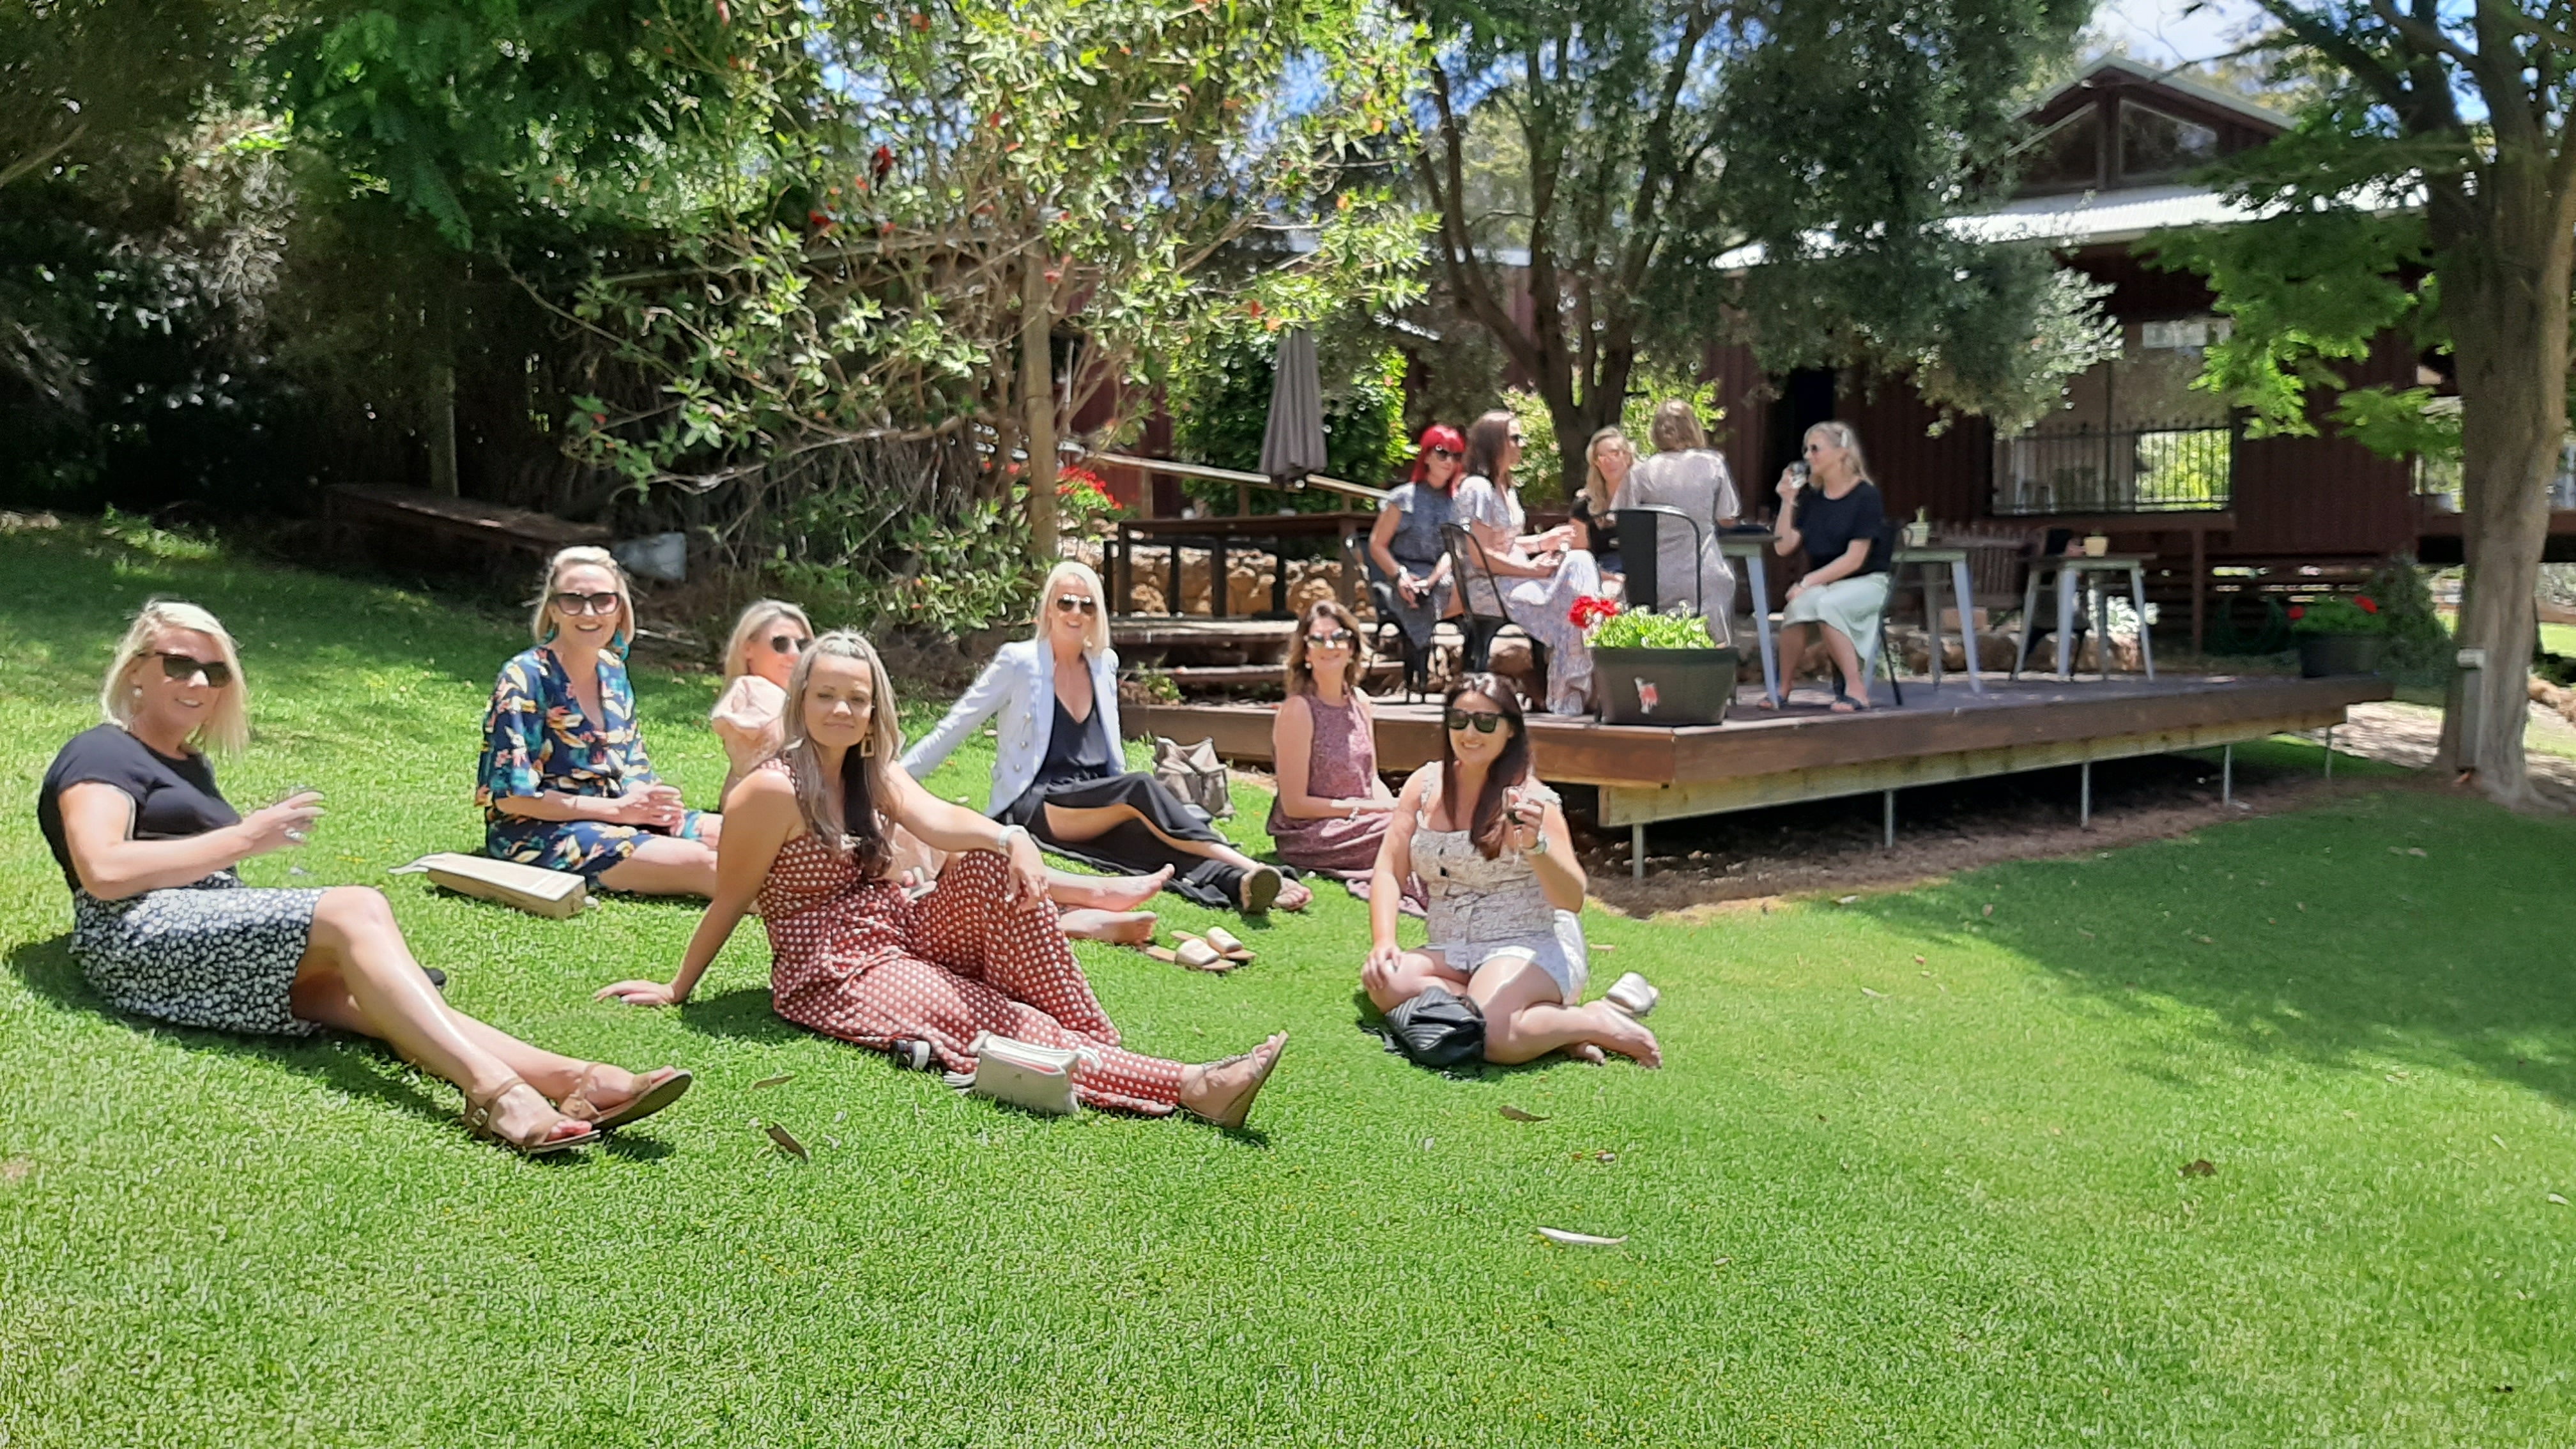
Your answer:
[599,632,1286,1126]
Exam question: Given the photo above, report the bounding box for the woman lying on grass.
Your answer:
[599,631,1287,1126]
[1360,675,1661,1068]
[38,600,691,1156]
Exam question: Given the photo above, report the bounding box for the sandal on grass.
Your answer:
[1185,1034,1287,1130]
[560,1066,693,1133]
[1238,866,1283,916]
[462,1079,599,1156]
[1145,939,1232,972]
[1183,926,1255,964]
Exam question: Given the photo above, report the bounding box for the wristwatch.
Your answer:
[995,824,1031,853]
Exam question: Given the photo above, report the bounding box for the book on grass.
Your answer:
[945,1032,1082,1116]
[389,853,588,920]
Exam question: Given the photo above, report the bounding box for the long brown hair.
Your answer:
[1461,410,1519,492]
[777,631,905,875]
[1438,673,1530,860]
[1283,599,1369,696]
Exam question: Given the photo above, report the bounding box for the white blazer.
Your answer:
[900,638,1124,816]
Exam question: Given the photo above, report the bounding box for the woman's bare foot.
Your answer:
[1179,1032,1288,1129]
[1049,866,1173,912]
[464,1079,595,1153]
[1567,1043,1608,1065]
[1276,877,1314,911]
[1057,907,1158,945]
[1591,1008,1663,1068]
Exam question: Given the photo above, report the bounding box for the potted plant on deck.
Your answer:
[1572,595,1741,725]
[2289,593,2389,677]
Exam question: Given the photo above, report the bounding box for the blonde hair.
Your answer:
[1649,400,1708,453]
[1582,427,1634,512]
[777,631,905,873]
[718,598,816,684]
[1031,560,1112,656]
[100,599,250,755]
[528,546,637,655]
[1284,599,1370,696]
[1805,420,1871,481]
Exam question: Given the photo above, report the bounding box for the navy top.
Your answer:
[1379,482,1455,572]
[1790,480,1886,574]
[38,724,238,892]
[1034,696,1114,788]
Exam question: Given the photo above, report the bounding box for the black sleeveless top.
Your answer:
[1035,696,1114,788]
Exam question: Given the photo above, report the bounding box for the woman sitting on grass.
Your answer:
[478,546,721,894]
[1360,675,1661,1068]
[598,632,1288,1127]
[707,597,1167,945]
[1266,599,1418,911]
[901,560,1310,916]
[39,600,691,1156]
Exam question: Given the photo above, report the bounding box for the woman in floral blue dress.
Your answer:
[477,547,723,896]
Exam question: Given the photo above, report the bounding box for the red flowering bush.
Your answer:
[2288,594,2389,636]
[1055,466,1124,526]
[1567,593,1622,631]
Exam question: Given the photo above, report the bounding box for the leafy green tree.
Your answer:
[2144,2,2576,806]
[1407,0,2109,493]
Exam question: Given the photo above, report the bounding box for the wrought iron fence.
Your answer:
[1991,422,2234,515]
[2414,439,2576,512]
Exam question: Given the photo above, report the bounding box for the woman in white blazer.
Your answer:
[902,561,1311,914]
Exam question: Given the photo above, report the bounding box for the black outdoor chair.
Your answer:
[1438,521,1547,680]
[2014,526,2092,671]
[1611,504,1711,616]
[1850,521,1905,708]
[1357,551,1433,702]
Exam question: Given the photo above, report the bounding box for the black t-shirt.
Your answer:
[1570,494,1620,560]
[1791,480,1887,574]
[37,724,240,892]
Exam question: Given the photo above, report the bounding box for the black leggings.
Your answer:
[1002,771,1248,908]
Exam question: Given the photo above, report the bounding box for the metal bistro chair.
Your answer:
[1354,542,1434,702]
[1438,521,1547,680]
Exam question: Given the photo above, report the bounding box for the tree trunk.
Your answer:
[2430,172,2572,808]
[427,354,459,498]
[1022,257,1059,565]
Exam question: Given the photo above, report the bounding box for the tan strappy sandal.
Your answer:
[559,1066,694,1133]
[1184,1033,1287,1130]
[462,1079,600,1156]
[1146,939,1232,972]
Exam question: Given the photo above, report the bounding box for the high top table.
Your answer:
[1889,544,1987,696]
[1717,532,1782,708]
[2012,552,2158,682]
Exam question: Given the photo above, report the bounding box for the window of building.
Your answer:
[2020,108,2103,192]
[2119,103,2220,182]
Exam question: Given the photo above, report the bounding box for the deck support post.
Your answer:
[1882,788,1896,849]
[2221,742,2234,805]
[1632,824,1646,880]
[2080,759,2092,829]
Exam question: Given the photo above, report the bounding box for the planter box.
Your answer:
[2296,632,2386,678]
[1595,646,1738,726]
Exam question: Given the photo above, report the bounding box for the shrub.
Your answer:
[2288,594,2388,635]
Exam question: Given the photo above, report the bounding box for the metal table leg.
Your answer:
[2092,572,2113,680]
[2128,563,2156,680]
[1745,548,1781,707]
[1632,824,1646,881]
[1920,562,1946,693]
[2055,565,2078,680]
[1952,557,1985,694]
[2012,567,2041,682]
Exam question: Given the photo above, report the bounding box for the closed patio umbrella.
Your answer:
[1259,328,1328,489]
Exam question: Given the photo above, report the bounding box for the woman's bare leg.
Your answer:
[1360,947,1469,1013]
[1047,866,1173,912]
[1056,907,1158,945]
[595,835,719,897]
[284,888,590,1144]
[1820,622,1867,705]
[1040,802,1310,908]
[1466,956,1660,1067]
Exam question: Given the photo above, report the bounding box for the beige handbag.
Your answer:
[1151,735,1232,820]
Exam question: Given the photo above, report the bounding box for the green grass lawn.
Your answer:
[4,519,2574,1447]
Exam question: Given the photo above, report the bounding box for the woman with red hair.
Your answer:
[1366,424,1468,693]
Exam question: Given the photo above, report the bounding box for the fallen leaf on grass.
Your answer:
[1861,987,1885,999]
[1981,904,1994,917]
[2181,1159,2217,1178]
[2078,928,2095,939]
[2549,1193,2569,1207]
[1912,954,1926,965]
[751,1073,795,1090]
[1593,942,1616,953]
[1535,1227,1627,1246]
[2492,1135,2506,1149]
[1595,1151,1618,1163]
[1499,1105,1548,1122]
[0,1159,30,1184]
[2408,847,2427,857]
[1712,1256,1732,1268]
[1837,894,1859,905]
[765,1124,809,1160]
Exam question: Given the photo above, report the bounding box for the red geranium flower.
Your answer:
[2356,595,2379,613]
[2288,605,2304,620]
[1568,594,1621,631]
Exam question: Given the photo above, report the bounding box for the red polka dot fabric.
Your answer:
[758,808,1184,1116]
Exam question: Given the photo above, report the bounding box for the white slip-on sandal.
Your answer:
[1605,972,1660,1018]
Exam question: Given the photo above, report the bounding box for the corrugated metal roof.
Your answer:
[1951,183,2266,247]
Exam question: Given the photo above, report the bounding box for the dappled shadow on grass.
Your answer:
[1864,790,2576,1110]
[667,985,809,1045]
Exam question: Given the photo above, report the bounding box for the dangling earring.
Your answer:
[858,735,875,758]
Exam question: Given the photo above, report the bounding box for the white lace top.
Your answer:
[1411,779,1562,945]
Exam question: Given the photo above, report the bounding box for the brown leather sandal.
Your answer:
[559,1066,693,1133]
[462,1080,600,1156]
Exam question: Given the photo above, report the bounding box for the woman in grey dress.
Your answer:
[1614,399,1739,640]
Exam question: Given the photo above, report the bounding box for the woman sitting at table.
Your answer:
[1358,676,1660,1068]
[599,632,1288,1126]
[1767,421,1890,713]
[1451,410,1603,716]
[707,597,1170,945]
[1572,427,1632,582]
[1367,424,1467,677]
[901,561,1311,915]
[1614,399,1739,637]
[478,546,721,894]
[43,600,691,1156]
[1266,600,1421,911]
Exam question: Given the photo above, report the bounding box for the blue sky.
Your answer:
[2089,0,2269,65]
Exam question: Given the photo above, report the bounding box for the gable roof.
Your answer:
[2027,54,2293,135]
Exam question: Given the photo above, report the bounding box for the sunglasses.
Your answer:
[1427,447,1460,459]
[1506,433,1526,445]
[1445,707,1505,734]
[1054,594,1100,616]
[768,633,809,655]
[152,651,233,687]
[1307,631,1352,650]
[552,591,622,616]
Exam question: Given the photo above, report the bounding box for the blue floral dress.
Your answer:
[477,647,707,878]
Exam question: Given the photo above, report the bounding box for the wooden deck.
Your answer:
[1125,673,2392,836]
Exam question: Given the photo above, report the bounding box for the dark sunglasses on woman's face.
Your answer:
[1428,447,1460,459]
[553,590,622,616]
[153,651,232,687]
[768,633,810,655]
[1445,707,1505,733]
[1307,631,1351,650]
[1054,594,1100,616]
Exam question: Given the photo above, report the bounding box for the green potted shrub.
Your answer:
[1573,596,1740,725]
[2288,594,2389,677]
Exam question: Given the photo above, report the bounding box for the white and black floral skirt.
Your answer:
[71,873,329,1037]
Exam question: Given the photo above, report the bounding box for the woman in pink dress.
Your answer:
[1266,601,1420,910]
[599,631,1286,1126]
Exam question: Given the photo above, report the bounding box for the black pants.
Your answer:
[1002,771,1248,908]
